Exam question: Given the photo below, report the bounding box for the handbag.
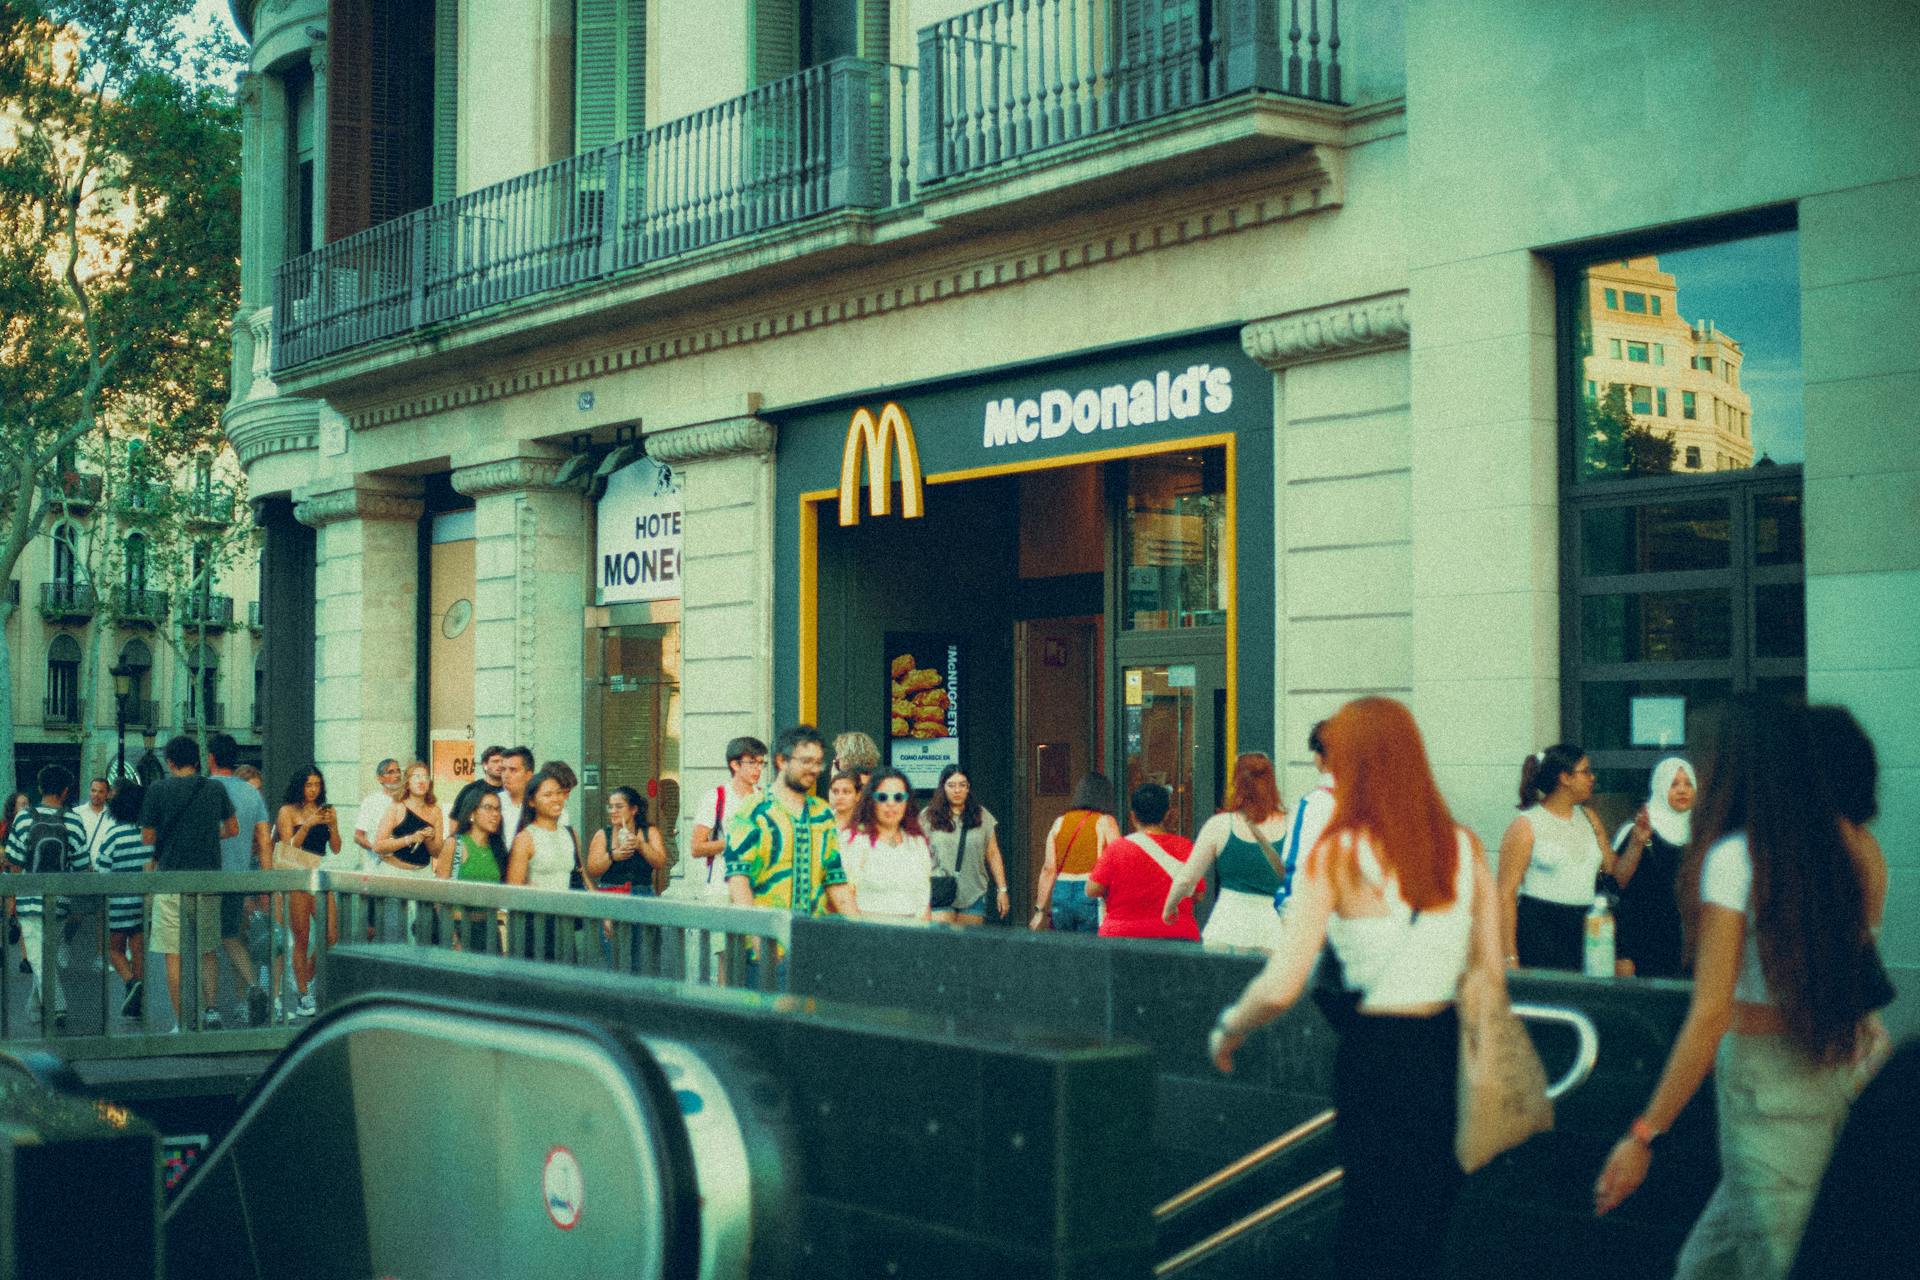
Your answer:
[929,823,964,910]
[1455,960,1553,1173]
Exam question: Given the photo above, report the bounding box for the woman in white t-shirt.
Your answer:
[839,769,931,926]
[1496,742,1614,970]
[1595,698,1888,1279]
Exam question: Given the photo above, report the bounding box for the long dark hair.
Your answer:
[1680,696,1871,1063]
[449,780,507,880]
[1067,772,1115,816]
[1517,743,1585,809]
[851,768,924,842]
[282,766,329,810]
[922,764,982,833]
[610,785,650,836]
[516,766,573,840]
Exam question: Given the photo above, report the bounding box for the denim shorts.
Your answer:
[957,892,989,917]
[1050,879,1099,933]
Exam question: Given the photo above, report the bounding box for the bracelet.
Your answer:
[996,885,1009,894]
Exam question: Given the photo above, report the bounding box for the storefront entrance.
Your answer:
[776,331,1274,919]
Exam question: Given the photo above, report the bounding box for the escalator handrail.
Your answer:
[1153,1107,1334,1222]
[1511,1002,1601,1101]
[1155,1166,1345,1277]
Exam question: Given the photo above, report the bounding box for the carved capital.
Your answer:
[307,42,329,78]
[1241,292,1411,371]
[646,417,777,466]
[449,456,568,498]
[235,70,263,113]
[293,478,424,528]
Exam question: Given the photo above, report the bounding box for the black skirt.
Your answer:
[1331,1007,1463,1280]
[1515,894,1587,971]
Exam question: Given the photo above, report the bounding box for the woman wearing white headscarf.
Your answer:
[1608,756,1694,978]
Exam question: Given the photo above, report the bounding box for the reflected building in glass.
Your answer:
[1581,257,1756,477]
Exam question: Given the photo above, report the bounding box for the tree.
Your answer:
[0,4,240,784]
[1582,383,1677,479]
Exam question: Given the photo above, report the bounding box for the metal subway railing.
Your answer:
[0,869,792,1058]
[1152,1002,1601,1277]
[272,57,912,372]
[918,0,1343,184]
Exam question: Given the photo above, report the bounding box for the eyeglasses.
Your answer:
[872,791,909,803]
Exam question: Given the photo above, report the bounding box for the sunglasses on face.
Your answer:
[872,790,909,803]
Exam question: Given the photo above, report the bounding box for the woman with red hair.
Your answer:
[1209,697,1503,1280]
[1163,752,1291,951]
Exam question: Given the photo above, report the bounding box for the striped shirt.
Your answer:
[4,804,86,918]
[724,792,847,916]
[96,821,153,932]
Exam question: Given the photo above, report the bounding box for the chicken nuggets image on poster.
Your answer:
[901,668,941,694]
[911,689,949,711]
[889,657,948,737]
[891,716,910,736]
[890,654,915,679]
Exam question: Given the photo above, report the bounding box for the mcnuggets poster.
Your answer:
[884,634,961,790]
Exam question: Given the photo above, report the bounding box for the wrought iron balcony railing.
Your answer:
[273,58,912,371]
[919,0,1343,184]
[119,697,159,728]
[43,693,80,727]
[185,700,227,730]
[39,580,98,619]
[185,484,235,524]
[182,592,234,627]
[248,599,262,630]
[112,586,169,624]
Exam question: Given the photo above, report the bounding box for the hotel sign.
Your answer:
[597,454,683,604]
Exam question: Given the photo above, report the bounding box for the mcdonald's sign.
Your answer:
[838,402,925,527]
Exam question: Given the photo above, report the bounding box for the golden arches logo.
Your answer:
[838,402,925,527]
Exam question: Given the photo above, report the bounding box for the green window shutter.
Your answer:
[752,0,799,85]
[576,0,646,154]
[858,0,889,60]
[433,0,458,201]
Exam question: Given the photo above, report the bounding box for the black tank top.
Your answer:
[596,824,654,893]
[391,807,432,867]
[299,814,333,855]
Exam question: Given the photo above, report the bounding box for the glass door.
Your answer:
[1119,657,1224,840]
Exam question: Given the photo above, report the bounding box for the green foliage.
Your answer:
[1582,382,1677,479]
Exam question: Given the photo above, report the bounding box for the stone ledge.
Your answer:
[646,417,777,466]
[292,476,425,528]
[1242,291,1411,370]
[450,456,569,499]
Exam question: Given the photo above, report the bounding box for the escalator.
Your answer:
[1149,1003,1601,1278]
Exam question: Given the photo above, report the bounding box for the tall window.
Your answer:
[46,633,81,724]
[286,60,316,258]
[51,522,80,587]
[125,533,149,596]
[750,0,889,83]
[119,639,152,722]
[188,642,219,726]
[575,0,647,153]
[1562,218,1805,813]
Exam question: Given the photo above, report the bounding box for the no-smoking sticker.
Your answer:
[543,1146,584,1230]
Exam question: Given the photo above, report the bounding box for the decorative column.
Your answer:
[293,475,424,805]
[646,416,777,891]
[1241,292,1413,804]
[307,39,329,254]
[450,451,589,772]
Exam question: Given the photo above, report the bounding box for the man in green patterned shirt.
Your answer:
[726,724,859,918]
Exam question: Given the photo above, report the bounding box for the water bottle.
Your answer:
[1583,895,1616,978]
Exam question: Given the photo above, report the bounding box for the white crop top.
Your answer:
[1518,805,1606,906]
[1699,832,1770,1005]
[1324,830,1476,1011]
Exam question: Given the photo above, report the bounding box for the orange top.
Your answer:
[1053,809,1103,875]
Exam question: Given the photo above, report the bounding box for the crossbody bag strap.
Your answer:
[1132,832,1185,882]
[569,825,597,891]
[1057,811,1095,868]
[1245,816,1288,880]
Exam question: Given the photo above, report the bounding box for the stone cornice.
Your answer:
[449,456,568,499]
[645,417,776,466]
[1241,292,1410,370]
[336,158,1345,435]
[292,481,423,528]
[223,393,319,467]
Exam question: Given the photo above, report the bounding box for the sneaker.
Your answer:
[120,979,145,1018]
[296,991,316,1018]
[246,986,270,1028]
[202,1009,223,1031]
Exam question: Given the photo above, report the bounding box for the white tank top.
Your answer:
[1325,831,1475,1010]
[1518,805,1605,906]
[524,825,575,892]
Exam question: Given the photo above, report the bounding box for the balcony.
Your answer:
[43,693,80,728]
[115,479,164,519]
[273,57,911,372]
[182,592,234,628]
[185,484,235,525]
[113,586,170,626]
[185,700,227,731]
[119,697,159,729]
[43,471,103,511]
[39,580,98,621]
[247,599,262,630]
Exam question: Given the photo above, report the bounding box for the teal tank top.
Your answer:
[1216,829,1283,896]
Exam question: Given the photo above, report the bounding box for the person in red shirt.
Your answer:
[1089,783,1203,941]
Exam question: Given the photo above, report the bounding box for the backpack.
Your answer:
[24,808,71,874]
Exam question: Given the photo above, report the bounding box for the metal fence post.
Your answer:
[407,212,428,330]
[918,26,947,184]
[828,59,878,209]
[1219,0,1284,95]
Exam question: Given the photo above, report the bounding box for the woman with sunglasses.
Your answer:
[839,770,932,926]
[1497,743,1615,970]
